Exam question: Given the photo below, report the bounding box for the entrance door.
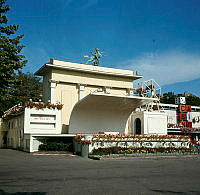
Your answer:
[135,118,141,134]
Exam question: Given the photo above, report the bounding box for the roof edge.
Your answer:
[35,59,143,79]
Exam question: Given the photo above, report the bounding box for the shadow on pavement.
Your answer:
[152,189,200,194]
[0,189,46,195]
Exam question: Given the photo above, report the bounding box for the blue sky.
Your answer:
[8,0,200,86]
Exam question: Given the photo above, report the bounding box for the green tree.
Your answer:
[0,72,43,115]
[186,95,200,107]
[0,0,27,102]
[160,92,200,106]
[160,92,176,104]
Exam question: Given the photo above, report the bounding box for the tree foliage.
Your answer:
[160,92,175,104]
[9,71,42,104]
[0,0,27,99]
[0,72,43,115]
[160,92,200,106]
[185,95,200,107]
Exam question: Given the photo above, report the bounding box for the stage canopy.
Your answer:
[68,93,157,134]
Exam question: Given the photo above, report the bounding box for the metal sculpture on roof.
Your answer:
[135,79,161,111]
[136,79,161,99]
[84,48,104,66]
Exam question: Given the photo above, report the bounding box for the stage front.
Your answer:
[68,93,156,134]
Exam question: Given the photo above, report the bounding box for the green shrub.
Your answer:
[38,144,47,151]
[38,142,73,151]
[91,147,197,155]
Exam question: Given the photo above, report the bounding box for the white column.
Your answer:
[79,85,85,100]
[105,87,110,94]
[50,80,57,103]
[126,88,134,96]
[29,135,33,153]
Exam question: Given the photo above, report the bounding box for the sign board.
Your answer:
[175,97,186,105]
[179,105,191,112]
[178,104,192,128]
[30,114,55,123]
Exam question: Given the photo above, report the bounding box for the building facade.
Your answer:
[35,59,145,133]
[4,59,199,152]
[1,105,62,152]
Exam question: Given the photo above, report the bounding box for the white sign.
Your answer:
[32,116,51,121]
[193,116,200,123]
[187,112,192,121]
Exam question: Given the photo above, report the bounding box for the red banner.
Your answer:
[179,105,191,112]
[179,113,187,121]
[179,121,192,128]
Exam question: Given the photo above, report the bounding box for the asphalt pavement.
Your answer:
[0,149,200,195]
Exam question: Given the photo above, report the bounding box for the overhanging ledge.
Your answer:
[68,93,157,134]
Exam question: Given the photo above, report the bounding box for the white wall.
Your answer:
[24,107,61,134]
[6,114,24,149]
[191,112,200,128]
[0,118,5,147]
[145,112,167,135]
[131,111,168,135]
[2,107,62,151]
[162,109,200,129]
[164,110,177,124]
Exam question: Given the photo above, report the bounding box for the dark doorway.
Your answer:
[135,118,141,134]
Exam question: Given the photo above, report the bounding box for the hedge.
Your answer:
[39,142,73,151]
[91,147,197,155]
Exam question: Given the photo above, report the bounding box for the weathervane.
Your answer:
[84,48,104,66]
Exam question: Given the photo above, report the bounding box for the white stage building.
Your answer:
[0,59,200,152]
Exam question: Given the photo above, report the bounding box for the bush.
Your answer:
[38,142,73,151]
[91,147,197,155]
[38,144,47,151]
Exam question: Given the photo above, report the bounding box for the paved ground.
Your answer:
[0,149,200,195]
